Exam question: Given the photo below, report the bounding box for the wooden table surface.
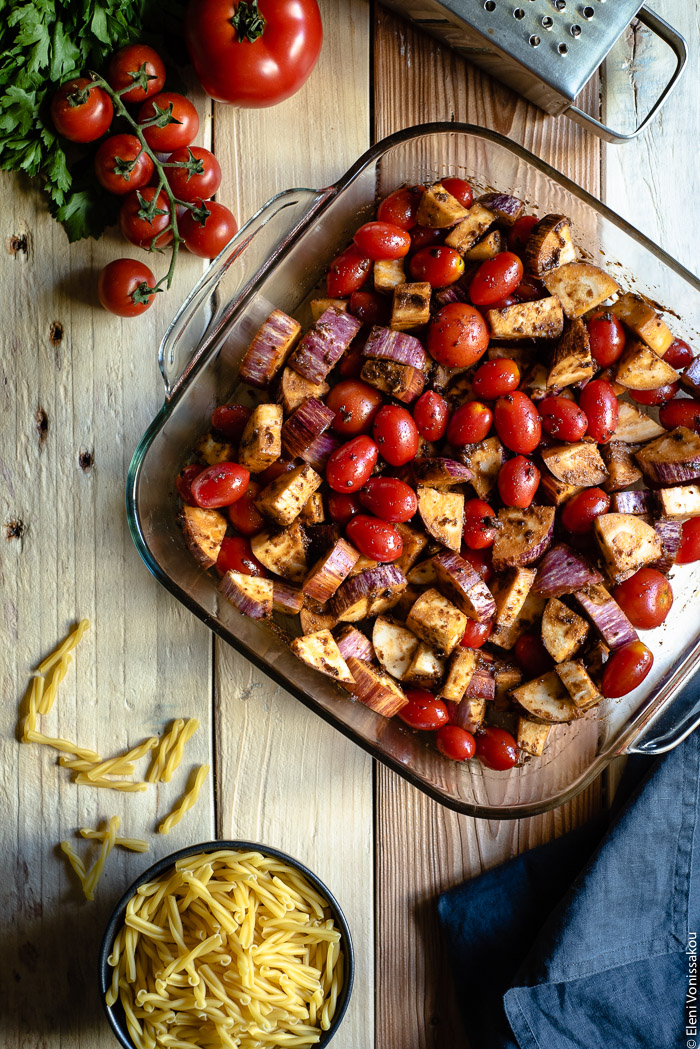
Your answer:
[2,3,699,1047]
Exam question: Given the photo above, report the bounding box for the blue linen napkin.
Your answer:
[438,729,700,1049]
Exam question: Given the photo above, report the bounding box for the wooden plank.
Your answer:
[211,4,373,1048]
[372,7,603,1046]
[0,81,215,1047]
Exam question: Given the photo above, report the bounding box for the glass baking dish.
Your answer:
[127,123,700,819]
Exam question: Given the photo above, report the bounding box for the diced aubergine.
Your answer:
[290,630,354,684]
[331,565,407,622]
[278,368,330,415]
[281,398,335,460]
[180,505,227,569]
[490,567,538,628]
[464,230,503,260]
[487,344,536,366]
[439,647,478,702]
[444,203,496,254]
[300,432,341,473]
[555,660,604,711]
[432,549,497,623]
[634,427,700,484]
[418,486,464,552]
[681,357,700,398]
[517,718,551,757]
[609,490,655,515]
[391,282,432,331]
[403,642,445,688]
[374,258,405,293]
[651,518,683,573]
[405,588,468,656]
[413,457,473,487]
[494,660,522,700]
[540,442,607,487]
[524,214,577,276]
[239,309,302,388]
[539,471,583,507]
[195,433,235,466]
[350,553,380,577]
[541,597,589,663]
[372,617,420,681]
[302,538,360,604]
[477,191,525,225]
[546,318,594,389]
[416,183,471,228]
[542,263,619,318]
[394,523,429,576]
[601,441,642,492]
[256,462,322,527]
[491,506,556,572]
[362,325,427,369]
[450,695,486,733]
[299,603,337,634]
[523,362,550,402]
[459,437,506,499]
[238,404,283,473]
[250,520,308,584]
[464,661,495,703]
[344,657,408,717]
[610,292,674,356]
[593,513,663,584]
[407,559,438,586]
[310,298,348,323]
[656,484,700,520]
[615,340,679,390]
[532,543,603,598]
[220,571,274,619]
[485,297,565,341]
[289,307,362,384]
[585,639,611,685]
[511,671,577,723]
[300,492,325,525]
[612,402,666,443]
[360,358,425,403]
[490,591,546,650]
[272,581,304,616]
[574,584,638,650]
[334,624,374,663]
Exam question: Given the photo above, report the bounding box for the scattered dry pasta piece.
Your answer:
[25,729,100,763]
[158,764,210,834]
[147,719,184,784]
[38,653,72,715]
[20,676,43,743]
[85,736,158,781]
[37,618,89,675]
[82,816,120,900]
[80,828,149,853]
[160,718,200,783]
[60,840,87,882]
[74,773,148,793]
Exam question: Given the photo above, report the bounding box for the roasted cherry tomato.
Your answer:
[440,177,474,209]
[377,186,423,230]
[97,258,156,317]
[138,92,200,151]
[586,311,626,368]
[212,403,252,443]
[359,477,417,523]
[497,456,540,509]
[507,214,538,254]
[468,251,524,307]
[561,487,610,534]
[630,382,679,407]
[327,491,361,526]
[215,536,267,577]
[50,78,113,143]
[472,358,520,400]
[372,405,419,466]
[165,147,222,203]
[346,514,403,562]
[227,481,265,537]
[413,390,449,442]
[191,462,250,508]
[494,392,541,454]
[538,396,588,442]
[460,619,493,648]
[326,379,383,437]
[602,641,654,699]
[94,134,154,195]
[119,187,173,250]
[180,201,238,259]
[460,546,493,584]
[353,221,411,260]
[659,398,700,433]
[514,632,552,678]
[176,464,203,504]
[428,303,489,369]
[409,246,465,288]
[410,225,445,253]
[677,518,700,564]
[513,274,546,302]
[107,44,166,103]
[348,291,389,327]
[579,380,619,444]
[326,245,372,298]
[613,568,673,630]
[338,344,364,379]
[463,499,496,550]
[325,435,378,492]
[257,459,295,486]
[398,689,450,731]
[475,726,519,770]
[446,401,493,446]
[664,338,693,370]
[436,724,476,761]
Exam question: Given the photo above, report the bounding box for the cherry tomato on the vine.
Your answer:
[663,338,694,370]
[377,186,423,230]
[579,380,619,444]
[94,134,154,195]
[211,403,252,443]
[120,187,173,250]
[472,358,520,400]
[677,519,700,564]
[353,221,411,260]
[327,245,372,298]
[497,456,540,509]
[176,464,203,504]
[613,568,673,630]
[180,201,238,259]
[538,396,588,442]
[630,382,679,407]
[51,78,113,143]
[461,619,493,648]
[191,462,250,508]
[413,390,449,442]
[227,481,265,537]
[440,177,474,209]
[436,724,476,761]
[586,311,626,368]
[494,392,541,454]
[165,147,222,203]
[561,487,610,534]
[326,379,383,438]
[446,401,493,446]
[475,726,519,770]
[409,246,465,288]
[327,492,362,526]
[507,214,538,254]
[372,405,419,466]
[469,251,524,307]
[107,44,166,103]
[399,690,450,731]
[601,641,653,699]
[514,632,552,678]
[215,536,267,578]
[326,435,378,492]
[97,258,156,317]
[359,477,417,523]
[428,303,489,368]
[659,398,700,433]
[138,92,200,152]
[463,499,497,550]
[348,291,389,328]
[346,514,403,562]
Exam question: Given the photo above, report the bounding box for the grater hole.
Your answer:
[570,23,581,36]
[514,7,525,18]
[557,42,569,55]
[484,0,496,10]
[529,33,541,46]
[541,15,553,28]
[554,0,566,9]
[583,5,594,15]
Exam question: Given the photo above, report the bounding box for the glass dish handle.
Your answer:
[626,668,700,755]
[158,186,330,402]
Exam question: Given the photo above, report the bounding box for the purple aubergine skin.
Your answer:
[272,580,304,616]
[609,490,656,515]
[300,431,341,473]
[219,570,272,619]
[477,191,525,225]
[634,426,700,484]
[281,396,335,459]
[290,308,362,385]
[432,549,497,623]
[413,457,474,486]
[303,539,360,605]
[446,695,486,733]
[239,309,302,388]
[335,624,374,663]
[464,663,496,704]
[652,519,684,573]
[331,564,406,620]
[574,583,639,651]
[532,543,604,598]
[361,325,427,370]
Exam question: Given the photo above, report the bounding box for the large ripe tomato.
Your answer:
[50,78,113,143]
[165,147,222,203]
[97,259,156,318]
[185,0,323,107]
[138,92,200,152]
[613,568,673,630]
[180,201,238,259]
[326,245,371,298]
[107,44,166,103]
[94,134,155,195]
[427,303,489,368]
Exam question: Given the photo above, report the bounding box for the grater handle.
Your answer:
[567,5,687,144]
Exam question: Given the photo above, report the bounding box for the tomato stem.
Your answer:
[231,1,266,43]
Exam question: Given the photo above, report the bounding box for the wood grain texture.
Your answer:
[0,82,215,1048]
[211,4,373,1048]
[372,7,603,1046]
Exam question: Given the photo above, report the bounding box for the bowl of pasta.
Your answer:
[99,840,354,1049]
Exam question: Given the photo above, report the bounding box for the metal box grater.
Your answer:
[380,1,687,142]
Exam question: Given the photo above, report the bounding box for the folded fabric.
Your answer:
[438,729,700,1049]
